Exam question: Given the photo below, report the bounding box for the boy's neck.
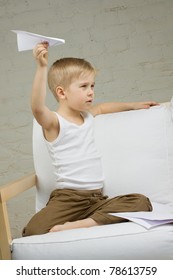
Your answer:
[57,106,85,125]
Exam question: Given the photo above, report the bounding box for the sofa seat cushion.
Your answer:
[12,222,173,260]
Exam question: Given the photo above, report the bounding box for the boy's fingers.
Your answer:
[34,41,49,49]
[33,46,48,58]
[33,42,49,54]
[37,50,48,59]
[41,41,49,46]
[147,101,160,107]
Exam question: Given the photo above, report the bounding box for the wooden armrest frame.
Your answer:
[0,173,36,260]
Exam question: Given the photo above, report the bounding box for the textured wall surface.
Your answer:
[1,0,173,238]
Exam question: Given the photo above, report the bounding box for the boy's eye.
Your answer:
[80,83,95,89]
[80,84,87,89]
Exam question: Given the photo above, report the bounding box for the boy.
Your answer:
[23,42,157,236]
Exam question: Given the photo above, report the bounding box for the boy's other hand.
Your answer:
[132,101,160,110]
[33,42,49,67]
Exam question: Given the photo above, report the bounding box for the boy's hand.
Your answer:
[33,42,49,67]
[132,101,159,110]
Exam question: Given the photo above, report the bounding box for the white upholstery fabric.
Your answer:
[11,103,173,259]
[12,223,173,260]
[94,104,173,203]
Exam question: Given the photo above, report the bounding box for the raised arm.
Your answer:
[31,43,59,139]
[90,101,159,116]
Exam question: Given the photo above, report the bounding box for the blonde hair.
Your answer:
[48,57,96,101]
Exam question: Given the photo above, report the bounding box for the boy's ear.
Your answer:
[55,86,66,100]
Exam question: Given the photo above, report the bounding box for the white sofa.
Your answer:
[1,100,173,260]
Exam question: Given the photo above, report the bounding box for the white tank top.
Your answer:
[44,112,104,190]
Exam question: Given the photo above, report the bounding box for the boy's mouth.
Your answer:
[86,99,93,103]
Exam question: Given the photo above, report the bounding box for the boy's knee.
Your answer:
[22,223,49,237]
[22,225,38,237]
[22,226,31,237]
[134,193,152,211]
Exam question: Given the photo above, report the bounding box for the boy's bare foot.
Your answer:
[49,218,98,232]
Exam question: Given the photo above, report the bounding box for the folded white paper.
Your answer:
[12,30,65,52]
[110,202,173,229]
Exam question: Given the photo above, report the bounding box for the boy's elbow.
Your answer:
[31,105,44,119]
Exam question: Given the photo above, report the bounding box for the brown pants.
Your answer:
[22,188,152,236]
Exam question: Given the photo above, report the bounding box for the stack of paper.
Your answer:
[110,202,173,229]
[12,30,65,52]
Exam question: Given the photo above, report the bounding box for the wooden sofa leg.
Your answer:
[0,201,12,260]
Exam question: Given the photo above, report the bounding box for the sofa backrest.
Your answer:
[94,104,173,204]
[33,102,173,212]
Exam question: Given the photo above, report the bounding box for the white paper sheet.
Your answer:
[12,30,65,52]
[110,202,173,229]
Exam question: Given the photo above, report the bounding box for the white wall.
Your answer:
[1,0,173,238]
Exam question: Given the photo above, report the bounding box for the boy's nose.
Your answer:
[88,88,94,96]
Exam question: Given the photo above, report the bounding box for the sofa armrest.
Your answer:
[0,173,36,260]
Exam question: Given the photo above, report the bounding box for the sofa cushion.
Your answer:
[94,104,173,204]
[12,222,173,259]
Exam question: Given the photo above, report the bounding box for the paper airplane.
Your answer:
[12,30,65,52]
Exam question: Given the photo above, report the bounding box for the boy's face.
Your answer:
[65,71,95,112]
